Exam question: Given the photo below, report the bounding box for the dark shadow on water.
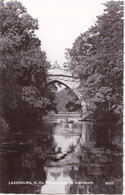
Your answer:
[0,118,123,194]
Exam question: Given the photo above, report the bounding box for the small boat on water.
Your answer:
[61,120,74,123]
[60,118,74,123]
[78,118,85,121]
[78,118,94,122]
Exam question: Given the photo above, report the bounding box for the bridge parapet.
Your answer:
[47,66,81,97]
[48,68,73,77]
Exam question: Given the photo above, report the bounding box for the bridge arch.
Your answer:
[46,79,80,101]
[46,64,87,115]
[47,80,71,89]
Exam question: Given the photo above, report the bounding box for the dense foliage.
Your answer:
[0,0,55,130]
[55,88,81,112]
[68,1,123,123]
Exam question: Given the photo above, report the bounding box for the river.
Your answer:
[0,114,123,194]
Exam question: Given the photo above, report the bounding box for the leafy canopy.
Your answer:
[68,1,123,122]
[0,0,55,128]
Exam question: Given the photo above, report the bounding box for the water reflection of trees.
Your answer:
[1,150,47,193]
[0,122,55,193]
[67,154,122,194]
[0,121,123,194]
[66,123,123,194]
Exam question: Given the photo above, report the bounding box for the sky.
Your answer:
[8,0,109,66]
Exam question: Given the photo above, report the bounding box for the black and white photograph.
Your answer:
[0,0,123,194]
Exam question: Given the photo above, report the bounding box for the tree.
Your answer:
[0,0,55,129]
[68,1,123,123]
[54,88,81,112]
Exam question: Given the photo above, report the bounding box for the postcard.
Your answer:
[0,0,123,194]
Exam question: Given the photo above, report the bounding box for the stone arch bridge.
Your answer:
[46,66,86,112]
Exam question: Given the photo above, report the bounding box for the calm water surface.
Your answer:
[0,115,123,194]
